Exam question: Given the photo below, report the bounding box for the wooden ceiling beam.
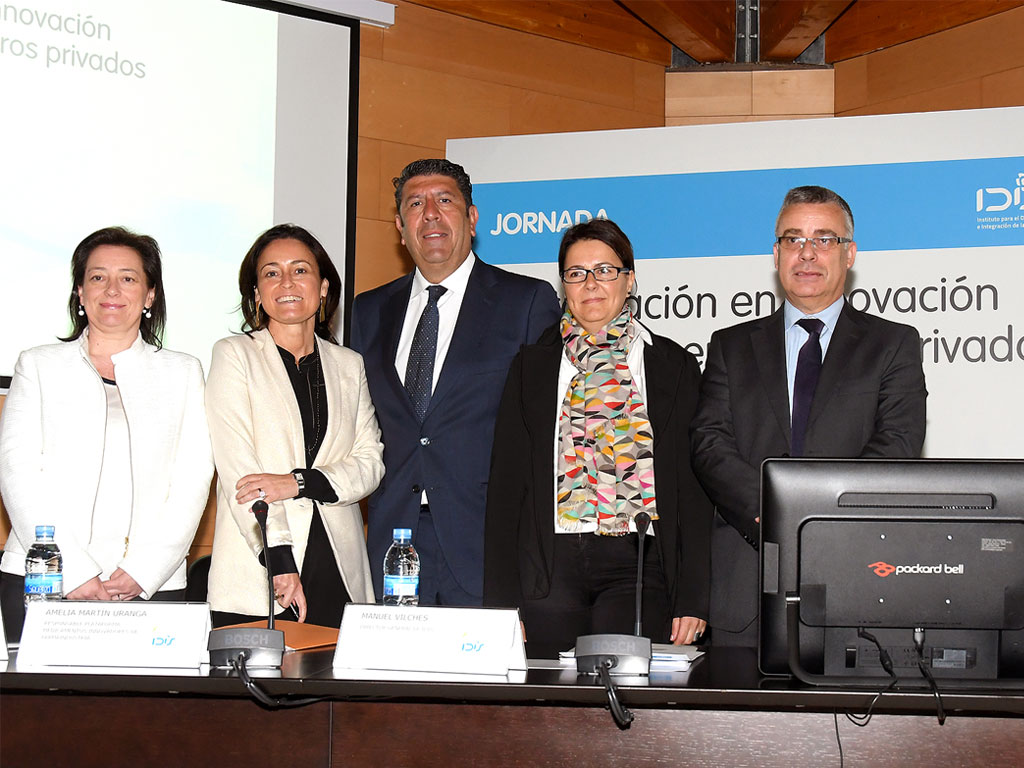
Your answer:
[825,0,1024,62]
[619,0,735,63]
[759,0,854,61]
[401,0,672,65]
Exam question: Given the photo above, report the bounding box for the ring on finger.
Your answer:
[257,487,267,500]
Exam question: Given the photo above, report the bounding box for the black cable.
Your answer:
[912,629,947,725]
[844,628,898,727]
[229,652,327,709]
[833,710,844,768]
[916,658,946,725]
[844,678,897,727]
[596,659,634,729]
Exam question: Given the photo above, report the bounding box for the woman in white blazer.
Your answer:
[0,227,214,639]
[206,224,383,627]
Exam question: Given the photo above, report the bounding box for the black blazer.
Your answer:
[350,258,560,598]
[690,301,927,632]
[483,324,712,621]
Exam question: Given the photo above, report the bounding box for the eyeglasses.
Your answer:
[560,265,632,284]
[776,235,852,253]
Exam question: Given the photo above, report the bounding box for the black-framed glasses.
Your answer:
[776,235,852,253]
[560,265,632,284]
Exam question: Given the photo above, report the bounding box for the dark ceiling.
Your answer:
[404,0,1024,66]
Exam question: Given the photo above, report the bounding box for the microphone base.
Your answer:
[575,633,651,676]
[208,627,285,669]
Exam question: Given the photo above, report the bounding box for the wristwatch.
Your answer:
[292,470,306,495]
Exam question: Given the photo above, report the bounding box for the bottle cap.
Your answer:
[35,525,55,539]
[392,528,412,541]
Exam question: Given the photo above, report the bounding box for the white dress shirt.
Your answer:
[394,252,476,505]
[394,251,476,395]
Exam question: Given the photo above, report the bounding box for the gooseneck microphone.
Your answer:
[575,512,654,730]
[252,500,275,630]
[208,499,285,669]
[633,512,651,637]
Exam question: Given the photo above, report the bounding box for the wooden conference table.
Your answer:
[2,647,1022,767]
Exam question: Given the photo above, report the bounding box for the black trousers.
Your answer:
[520,532,672,654]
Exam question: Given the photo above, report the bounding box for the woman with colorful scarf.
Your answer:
[483,219,711,652]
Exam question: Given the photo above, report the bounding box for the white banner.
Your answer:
[449,108,1024,458]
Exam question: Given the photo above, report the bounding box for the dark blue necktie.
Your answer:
[404,285,447,422]
[791,318,824,457]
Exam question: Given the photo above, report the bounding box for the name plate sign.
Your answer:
[334,604,526,676]
[18,601,210,669]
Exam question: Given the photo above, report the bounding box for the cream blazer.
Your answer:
[205,330,382,615]
[0,333,213,596]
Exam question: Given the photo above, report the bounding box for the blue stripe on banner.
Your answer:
[472,156,1024,265]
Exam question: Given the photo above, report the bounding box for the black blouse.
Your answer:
[263,344,338,575]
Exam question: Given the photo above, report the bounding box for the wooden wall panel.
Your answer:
[357,138,382,221]
[839,79,982,117]
[355,218,415,295]
[359,58,514,150]
[825,0,1024,64]
[665,69,835,126]
[666,113,832,127]
[381,2,653,112]
[510,90,664,135]
[666,72,753,117]
[404,0,671,66]
[982,67,1024,108]
[634,59,668,116]
[751,70,834,116]
[834,6,1024,115]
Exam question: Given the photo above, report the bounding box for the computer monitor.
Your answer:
[759,458,1024,689]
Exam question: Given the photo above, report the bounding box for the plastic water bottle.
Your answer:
[24,525,63,605]
[383,528,420,606]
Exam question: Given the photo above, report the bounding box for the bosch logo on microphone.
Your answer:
[867,561,965,577]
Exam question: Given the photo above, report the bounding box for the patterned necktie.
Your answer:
[404,284,447,422]
[791,317,825,457]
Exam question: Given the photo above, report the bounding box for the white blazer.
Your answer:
[205,330,382,616]
[0,333,213,596]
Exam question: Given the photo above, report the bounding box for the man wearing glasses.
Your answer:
[690,185,927,649]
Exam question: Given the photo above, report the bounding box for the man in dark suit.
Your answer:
[350,159,560,606]
[690,185,927,647]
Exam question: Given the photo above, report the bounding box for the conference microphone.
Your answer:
[208,499,285,669]
[575,512,654,729]
[633,512,651,637]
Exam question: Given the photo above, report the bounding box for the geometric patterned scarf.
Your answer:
[556,305,658,535]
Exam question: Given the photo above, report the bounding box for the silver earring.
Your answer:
[77,304,85,317]
[143,307,152,319]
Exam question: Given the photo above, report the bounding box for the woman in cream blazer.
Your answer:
[206,225,383,626]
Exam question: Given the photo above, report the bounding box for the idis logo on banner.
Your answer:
[489,208,608,236]
[976,172,1024,212]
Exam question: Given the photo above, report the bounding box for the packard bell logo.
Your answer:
[867,561,965,577]
[868,561,896,577]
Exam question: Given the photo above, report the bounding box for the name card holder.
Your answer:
[333,604,526,677]
[18,601,210,669]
